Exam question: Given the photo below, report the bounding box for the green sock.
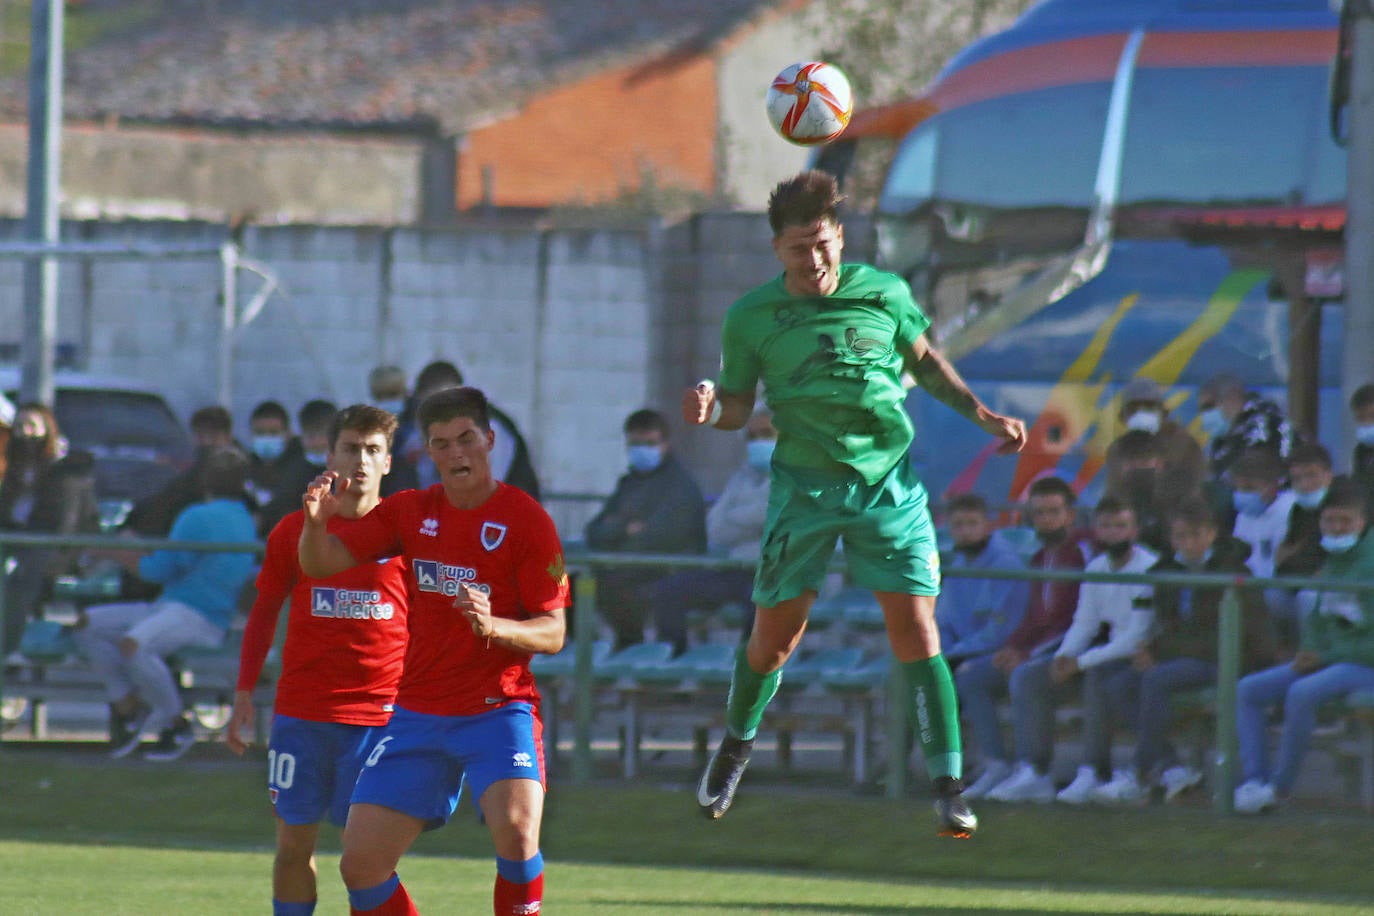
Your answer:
[724,645,782,741]
[902,654,963,781]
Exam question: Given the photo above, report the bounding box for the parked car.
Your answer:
[0,369,193,530]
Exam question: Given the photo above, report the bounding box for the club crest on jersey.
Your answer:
[419,517,439,537]
[480,522,507,551]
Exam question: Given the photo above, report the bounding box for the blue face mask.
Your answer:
[374,398,406,417]
[1232,489,1267,517]
[1357,424,1374,446]
[1321,533,1360,554]
[1199,407,1228,437]
[251,435,286,461]
[746,439,776,472]
[627,444,663,473]
[305,450,329,466]
[1293,487,1327,511]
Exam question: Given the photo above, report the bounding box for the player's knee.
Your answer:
[275,839,315,871]
[338,850,390,890]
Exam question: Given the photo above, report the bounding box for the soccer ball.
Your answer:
[765,61,854,146]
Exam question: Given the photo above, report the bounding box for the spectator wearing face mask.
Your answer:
[245,400,309,537]
[258,399,338,538]
[641,409,777,655]
[584,408,707,650]
[1349,383,1374,509]
[1197,373,1294,484]
[1103,378,1204,510]
[1230,447,1297,582]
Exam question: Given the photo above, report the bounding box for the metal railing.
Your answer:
[3,530,1371,814]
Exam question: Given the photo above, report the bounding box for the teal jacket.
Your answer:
[1302,532,1374,668]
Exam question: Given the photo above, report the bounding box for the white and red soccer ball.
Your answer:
[765,61,854,146]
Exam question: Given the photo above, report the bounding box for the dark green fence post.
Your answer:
[0,540,8,743]
[572,570,597,784]
[1212,587,1242,814]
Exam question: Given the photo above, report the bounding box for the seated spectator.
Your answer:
[643,409,775,655]
[367,364,409,418]
[1271,443,1335,647]
[987,498,1157,803]
[71,446,259,762]
[1234,476,1374,813]
[1348,383,1374,507]
[1104,378,1205,503]
[1230,447,1297,582]
[957,476,1088,799]
[1197,372,1294,484]
[246,399,312,536]
[1093,498,1277,804]
[366,365,421,497]
[0,402,99,655]
[124,405,245,537]
[396,360,540,500]
[1105,430,1187,555]
[936,493,1030,670]
[584,408,706,649]
[259,398,337,533]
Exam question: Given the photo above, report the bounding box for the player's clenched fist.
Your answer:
[682,379,718,425]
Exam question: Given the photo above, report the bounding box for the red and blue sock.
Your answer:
[348,872,418,915]
[273,900,316,915]
[494,852,544,915]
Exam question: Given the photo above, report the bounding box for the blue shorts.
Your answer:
[350,702,544,830]
[267,714,383,827]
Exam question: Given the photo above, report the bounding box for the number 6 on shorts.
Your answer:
[365,735,393,768]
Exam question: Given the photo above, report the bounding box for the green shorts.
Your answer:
[752,457,941,608]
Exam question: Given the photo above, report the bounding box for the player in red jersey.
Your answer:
[299,386,568,916]
[228,404,410,916]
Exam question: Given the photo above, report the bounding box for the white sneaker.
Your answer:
[962,759,1012,800]
[987,761,1056,803]
[1159,765,1204,801]
[1056,765,1101,805]
[1234,779,1278,815]
[1092,768,1145,804]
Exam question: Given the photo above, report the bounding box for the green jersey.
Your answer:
[717,262,931,484]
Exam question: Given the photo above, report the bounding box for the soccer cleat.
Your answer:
[697,734,753,819]
[143,717,197,762]
[1233,779,1278,815]
[108,710,151,760]
[1091,768,1146,805]
[1159,765,1204,802]
[986,761,1055,804]
[1055,765,1102,805]
[961,759,1011,800]
[933,777,977,838]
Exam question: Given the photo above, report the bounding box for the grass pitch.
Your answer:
[1,746,1371,914]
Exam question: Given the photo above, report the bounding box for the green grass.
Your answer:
[2,746,1372,914]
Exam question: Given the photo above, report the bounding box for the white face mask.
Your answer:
[1124,410,1162,434]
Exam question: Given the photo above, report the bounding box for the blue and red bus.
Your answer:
[825,0,1348,508]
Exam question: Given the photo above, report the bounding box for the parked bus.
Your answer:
[822,0,1347,508]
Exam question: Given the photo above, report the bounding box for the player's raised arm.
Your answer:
[455,583,567,655]
[904,334,1027,455]
[682,379,754,431]
[298,470,360,577]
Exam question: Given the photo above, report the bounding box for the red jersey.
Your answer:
[237,511,410,726]
[336,482,569,717]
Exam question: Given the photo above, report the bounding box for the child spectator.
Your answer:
[1234,476,1374,813]
[1230,447,1296,581]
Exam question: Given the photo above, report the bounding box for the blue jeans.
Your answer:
[1009,656,1132,776]
[954,653,1010,763]
[1237,662,1374,795]
[1102,657,1216,778]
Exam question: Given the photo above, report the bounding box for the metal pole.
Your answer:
[1343,0,1374,459]
[571,571,598,783]
[21,0,64,407]
[0,542,10,744]
[1212,588,1242,814]
[218,241,238,408]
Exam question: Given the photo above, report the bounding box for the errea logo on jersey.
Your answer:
[311,587,396,620]
[512,752,533,768]
[420,517,439,537]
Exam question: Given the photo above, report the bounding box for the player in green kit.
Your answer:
[684,170,1026,837]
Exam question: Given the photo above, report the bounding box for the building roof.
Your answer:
[0,0,789,134]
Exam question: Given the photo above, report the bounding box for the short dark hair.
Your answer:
[189,405,233,435]
[415,360,464,394]
[767,170,845,236]
[1288,441,1332,470]
[250,400,290,426]
[298,399,338,435]
[946,492,989,516]
[418,386,490,436]
[1231,446,1284,482]
[329,404,399,451]
[1115,429,1162,462]
[624,408,670,438]
[1352,383,1374,412]
[1027,476,1076,506]
[1170,498,1218,532]
[198,445,249,498]
[1320,475,1367,515]
[1094,495,1135,519]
